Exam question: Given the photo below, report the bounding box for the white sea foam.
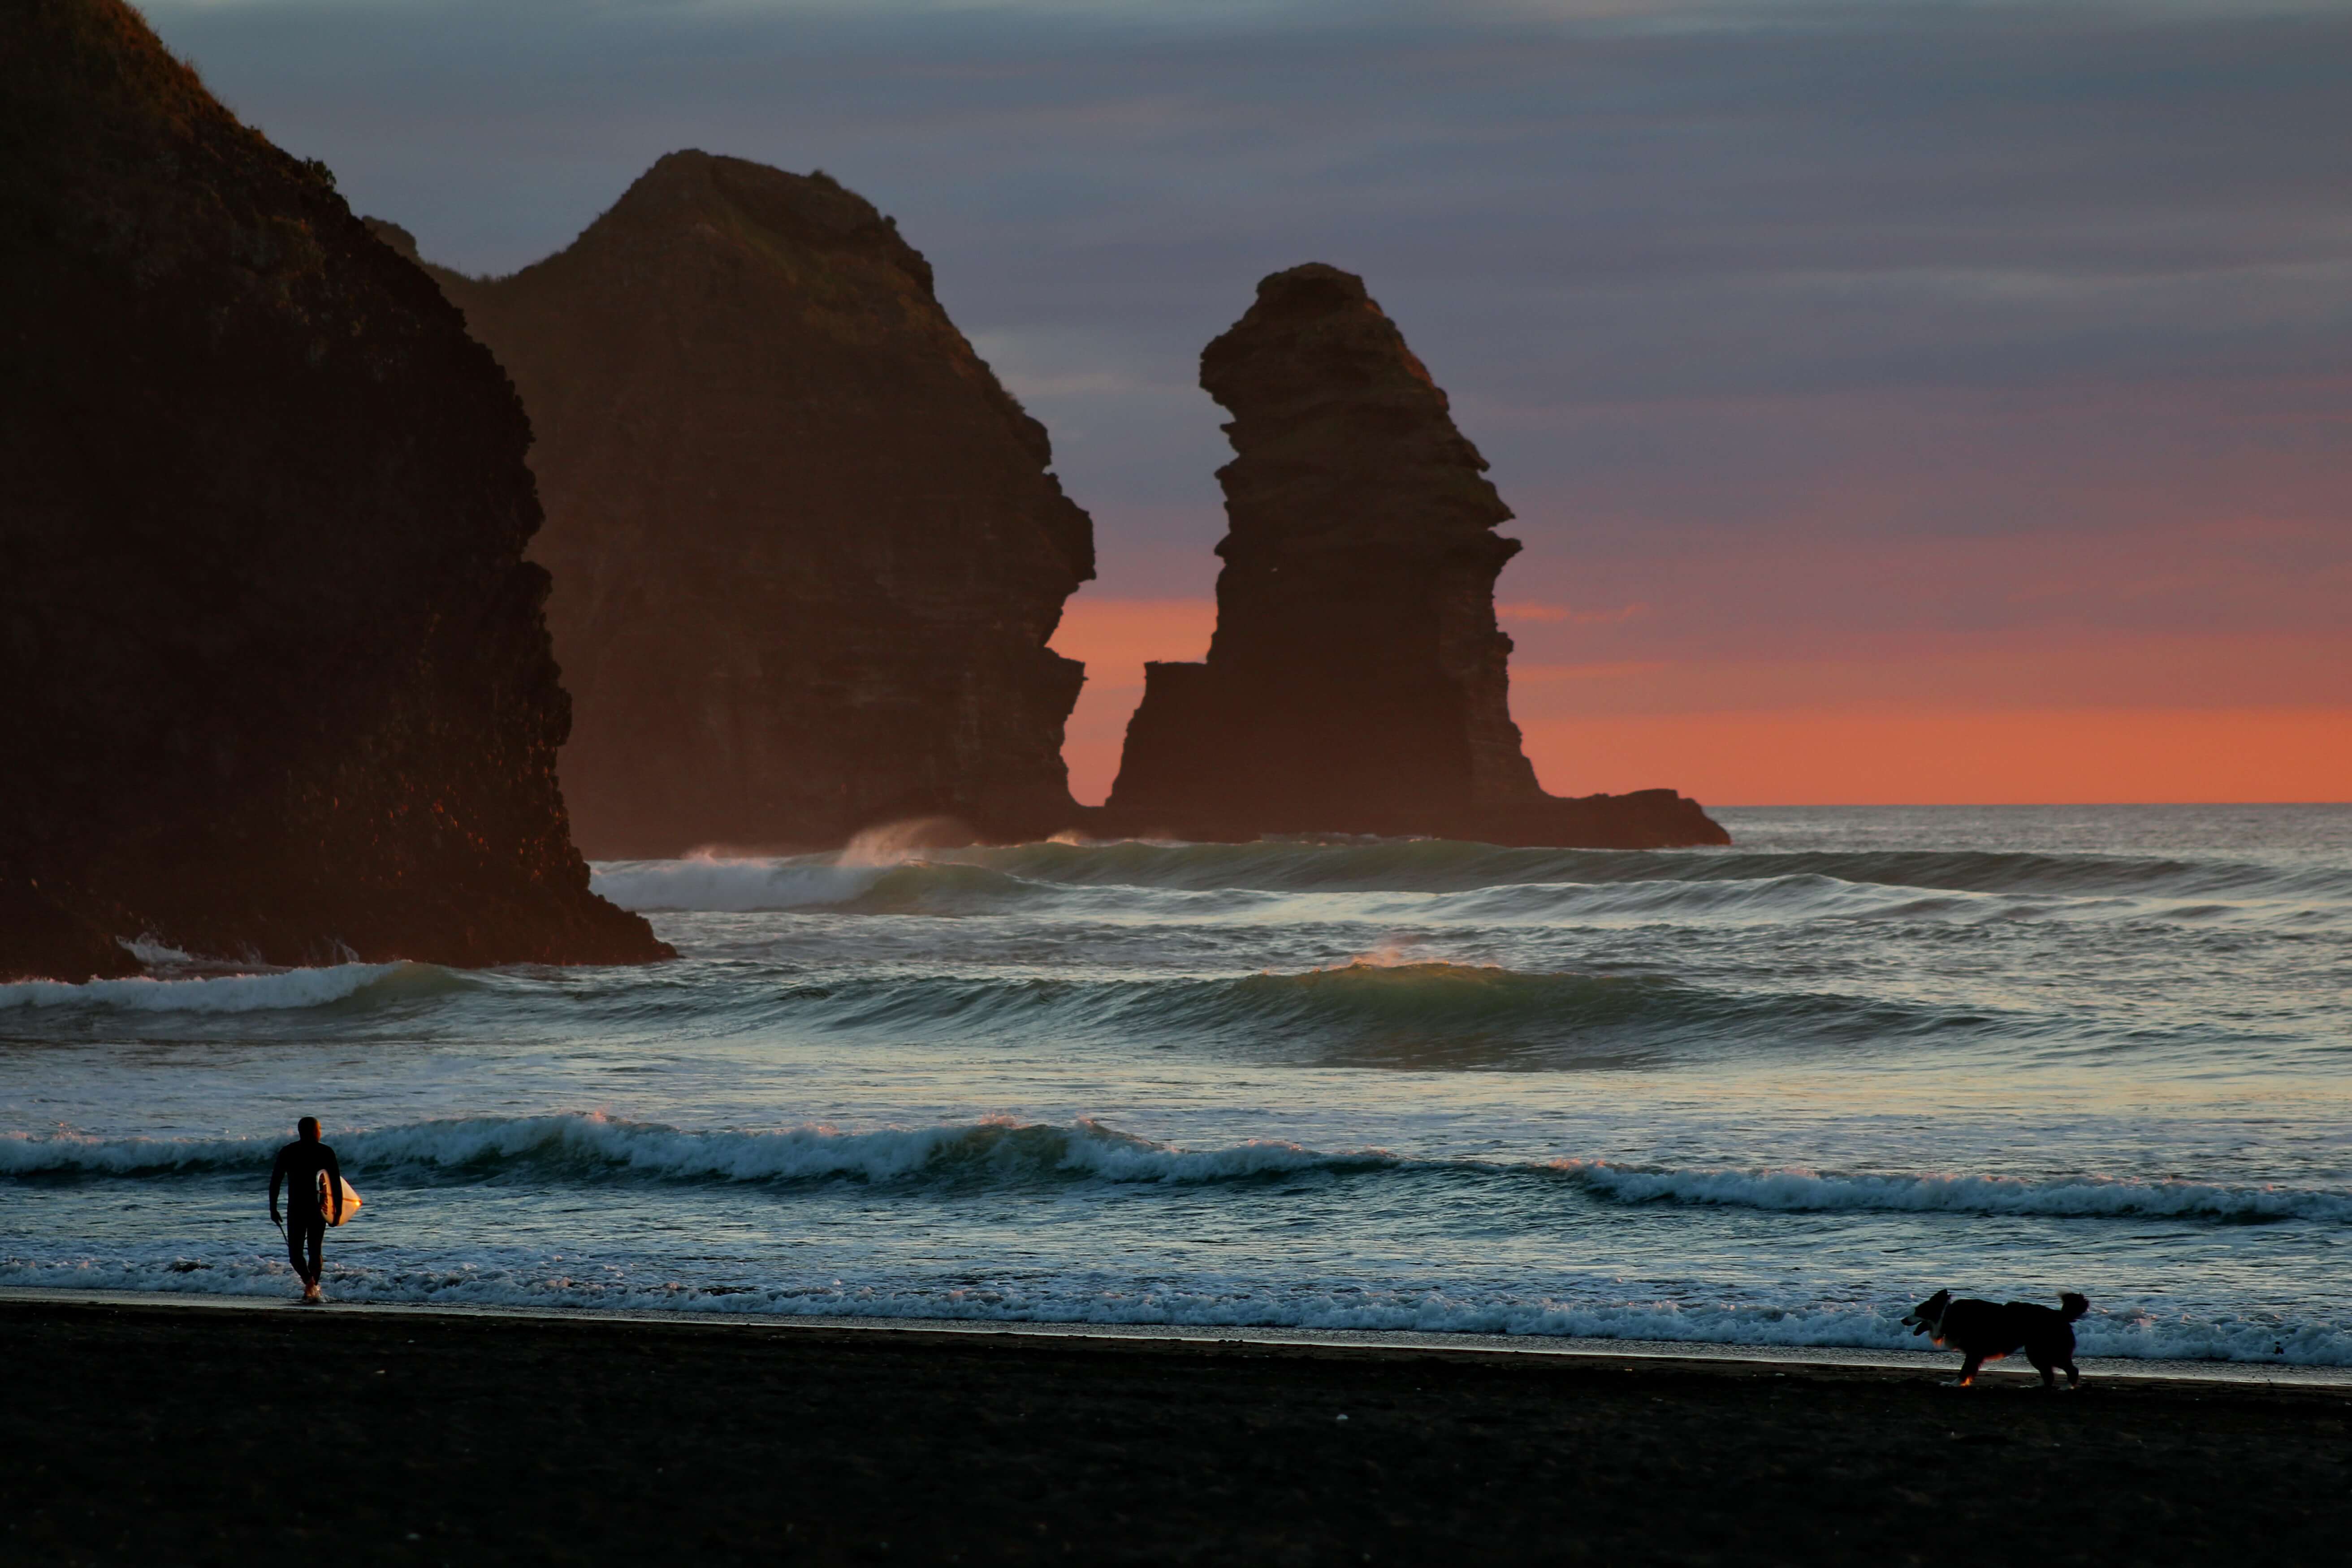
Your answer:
[0,962,409,1012]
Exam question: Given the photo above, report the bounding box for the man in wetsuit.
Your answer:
[268,1117,344,1303]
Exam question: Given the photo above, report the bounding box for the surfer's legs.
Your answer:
[287,1215,324,1293]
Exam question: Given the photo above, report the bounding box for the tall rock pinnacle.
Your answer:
[0,0,669,981]
[402,153,1097,855]
[1106,264,1725,847]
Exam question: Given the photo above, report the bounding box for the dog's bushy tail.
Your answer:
[2059,1292,2090,1321]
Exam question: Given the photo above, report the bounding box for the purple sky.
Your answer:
[145,0,2351,799]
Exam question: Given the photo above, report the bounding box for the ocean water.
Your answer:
[4,804,2347,1365]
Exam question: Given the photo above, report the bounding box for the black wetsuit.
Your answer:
[268,1139,344,1284]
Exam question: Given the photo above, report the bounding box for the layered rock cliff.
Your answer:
[393,153,1096,856]
[0,0,668,981]
[1105,264,1725,848]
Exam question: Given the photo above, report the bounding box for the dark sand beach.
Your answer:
[4,1298,2346,1566]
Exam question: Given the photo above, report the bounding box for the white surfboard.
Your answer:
[315,1170,363,1227]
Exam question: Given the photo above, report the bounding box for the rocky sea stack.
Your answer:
[396,152,1097,856]
[1105,264,1725,848]
[0,0,668,981]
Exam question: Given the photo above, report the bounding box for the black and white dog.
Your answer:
[1903,1290,2089,1388]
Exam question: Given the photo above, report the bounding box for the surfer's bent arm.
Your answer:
[324,1146,343,1223]
[268,1147,288,1224]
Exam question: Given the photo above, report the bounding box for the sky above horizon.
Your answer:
[147,0,2350,805]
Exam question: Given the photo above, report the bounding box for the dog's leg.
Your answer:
[1950,1353,1984,1388]
[2062,1360,2080,1389]
[2027,1351,2056,1388]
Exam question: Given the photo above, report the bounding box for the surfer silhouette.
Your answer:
[268,1117,344,1304]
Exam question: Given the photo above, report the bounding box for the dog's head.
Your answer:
[1902,1289,1953,1338]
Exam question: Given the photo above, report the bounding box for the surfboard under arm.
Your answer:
[315,1172,363,1227]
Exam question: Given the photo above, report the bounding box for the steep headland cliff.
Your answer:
[391,153,1096,856]
[1104,264,1725,848]
[0,0,668,981]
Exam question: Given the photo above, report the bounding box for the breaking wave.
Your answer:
[10,1113,2347,1225]
[592,857,891,912]
[729,961,2006,1060]
[0,953,2129,1061]
[1551,1160,2352,1224]
[0,961,464,1013]
[0,1114,1386,1185]
[945,839,2352,901]
[590,841,2352,924]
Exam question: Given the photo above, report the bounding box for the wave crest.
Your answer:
[0,1113,1392,1186]
[1554,1160,2352,1224]
[0,961,458,1013]
[587,840,2351,923]
[756,963,1970,1063]
[9,1114,2346,1225]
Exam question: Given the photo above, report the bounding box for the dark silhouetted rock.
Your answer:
[402,153,1096,855]
[0,0,669,981]
[1104,265,1725,848]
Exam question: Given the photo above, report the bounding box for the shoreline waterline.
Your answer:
[12,1286,2348,1391]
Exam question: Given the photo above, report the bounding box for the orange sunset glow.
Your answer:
[1053,598,2352,806]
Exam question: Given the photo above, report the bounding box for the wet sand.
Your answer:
[5,1296,2347,1565]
